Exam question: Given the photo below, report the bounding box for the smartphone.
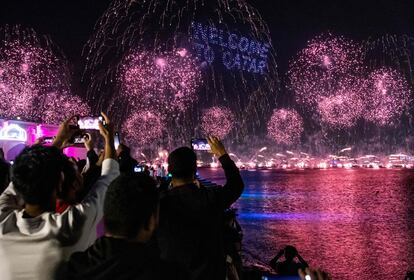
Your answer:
[72,135,86,145]
[77,116,105,130]
[191,138,211,151]
[42,136,55,145]
[134,165,145,173]
[114,132,120,150]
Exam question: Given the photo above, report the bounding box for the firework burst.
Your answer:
[267,109,304,145]
[362,68,411,126]
[122,110,164,147]
[83,0,279,142]
[38,92,91,125]
[0,26,81,123]
[119,49,202,114]
[317,89,364,128]
[200,106,235,139]
[288,33,365,110]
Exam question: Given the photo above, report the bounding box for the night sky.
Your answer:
[2,0,413,76]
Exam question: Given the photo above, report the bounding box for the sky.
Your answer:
[1,0,413,94]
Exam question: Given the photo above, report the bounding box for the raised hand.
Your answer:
[207,136,227,158]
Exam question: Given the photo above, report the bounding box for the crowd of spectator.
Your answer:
[0,114,334,280]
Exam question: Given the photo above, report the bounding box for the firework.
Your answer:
[317,89,364,128]
[363,34,414,86]
[267,109,304,145]
[200,106,235,139]
[288,33,365,109]
[38,92,91,125]
[362,68,411,126]
[0,26,75,122]
[119,49,202,114]
[122,110,164,147]
[83,0,279,141]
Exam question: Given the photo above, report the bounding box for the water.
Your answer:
[198,168,414,279]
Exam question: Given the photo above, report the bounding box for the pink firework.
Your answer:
[267,109,304,145]
[362,68,411,126]
[122,111,164,146]
[317,89,364,128]
[119,49,202,113]
[38,92,91,125]
[200,106,235,139]
[288,34,364,109]
[0,29,72,121]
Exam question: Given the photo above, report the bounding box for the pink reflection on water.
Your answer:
[199,168,414,279]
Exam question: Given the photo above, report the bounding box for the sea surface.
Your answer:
[198,168,414,279]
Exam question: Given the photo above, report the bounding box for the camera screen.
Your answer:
[43,137,55,144]
[134,165,145,173]
[191,138,211,151]
[114,132,120,150]
[73,136,86,144]
[78,116,103,130]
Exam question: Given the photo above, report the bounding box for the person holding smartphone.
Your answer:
[0,113,120,279]
[157,136,244,280]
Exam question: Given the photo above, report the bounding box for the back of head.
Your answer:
[0,160,10,193]
[167,147,197,179]
[104,173,158,239]
[284,245,298,261]
[12,145,65,210]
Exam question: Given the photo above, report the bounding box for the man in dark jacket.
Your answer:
[59,173,188,280]
[157,136,244,280]
[116,143,138,174]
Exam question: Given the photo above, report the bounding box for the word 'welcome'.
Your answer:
[190,22,270,75]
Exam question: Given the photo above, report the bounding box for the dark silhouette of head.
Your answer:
[104,173,158,240]
[11,145,66,211]
[0,159,10,193]
[284,245,298,261]
[117,143,130,157]
[167,147,197,180]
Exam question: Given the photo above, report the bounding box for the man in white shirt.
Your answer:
[0,113,120,280]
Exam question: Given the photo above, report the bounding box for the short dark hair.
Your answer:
[167,147,197,179]
[104,173,158,238]
[0,160,10,193]
[11,145,65,209]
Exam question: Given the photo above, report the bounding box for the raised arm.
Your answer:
[269,249,284,269]
[57,113,119,242]
[0,183,24,220]
[207,136,244,208]
[297,252,309,268]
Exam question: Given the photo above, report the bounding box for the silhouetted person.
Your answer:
[58,173,188,280]
[270,245,308,276]
[116,144,138,174]
[0,114,119,279]
[157,136,244,280]
[0,148,10,194]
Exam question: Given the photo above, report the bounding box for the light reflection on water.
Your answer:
[199,168,414,279]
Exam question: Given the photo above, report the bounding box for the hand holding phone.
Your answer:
[191,138,211,151]
[77,115,106,130]
[207,136,227,158]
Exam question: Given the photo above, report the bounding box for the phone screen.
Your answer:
[73,135,86,145]
[114,132,120,150]
[42,136,55,145]
[77,116,103,130]
[191,138,211,151]
[134,165,145,173]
